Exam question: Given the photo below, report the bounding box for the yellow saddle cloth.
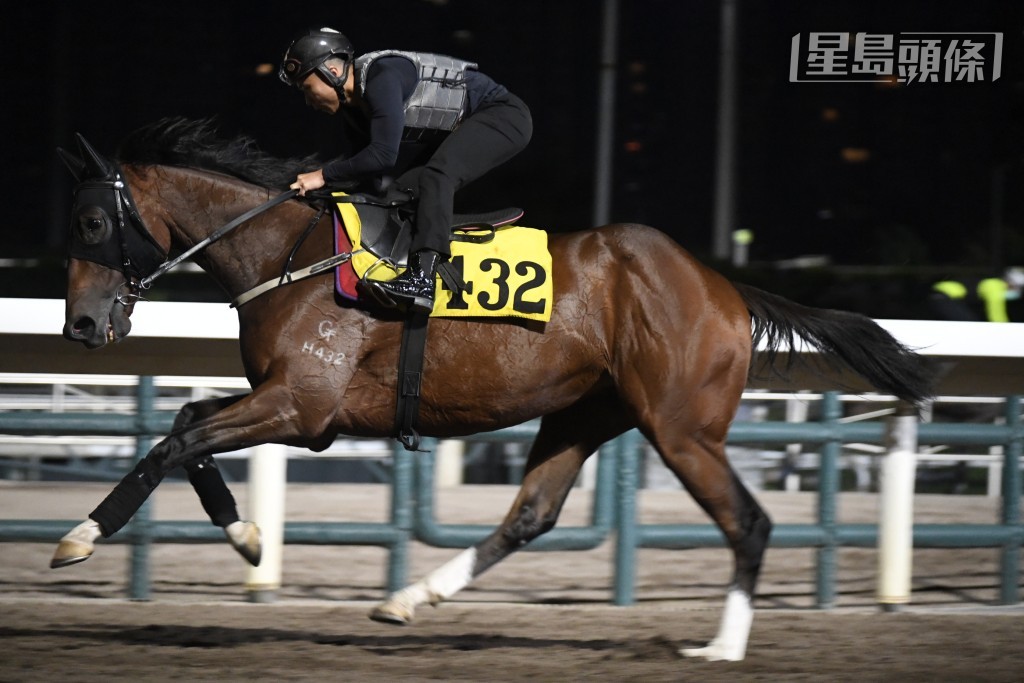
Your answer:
[336,199,553,322]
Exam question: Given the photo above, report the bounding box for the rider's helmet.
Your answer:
[279,27,355,93]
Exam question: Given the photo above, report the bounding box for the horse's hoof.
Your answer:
[50,539,94,569]
[368,601,413,626]
[225,521,262,567]
[51,520,101,569]
[679,642,745,662]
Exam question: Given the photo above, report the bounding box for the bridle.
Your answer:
[68,169,168,307]
[70,167,298,308]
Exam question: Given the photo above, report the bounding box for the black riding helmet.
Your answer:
[279,27,355,93]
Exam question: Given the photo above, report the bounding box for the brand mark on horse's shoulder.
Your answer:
[318,319,338,340]
[302,324,346,366]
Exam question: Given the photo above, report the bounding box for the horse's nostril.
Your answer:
[70,316,96,338]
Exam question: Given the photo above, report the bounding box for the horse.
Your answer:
[53,118,932,662]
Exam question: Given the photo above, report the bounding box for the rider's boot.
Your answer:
[371,249,440,313]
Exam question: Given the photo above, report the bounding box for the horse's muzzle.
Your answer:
[64,314,123,348]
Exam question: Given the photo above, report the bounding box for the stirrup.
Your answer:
[363,278,435,313]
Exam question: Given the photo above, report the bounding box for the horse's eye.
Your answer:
[75,206,112,245]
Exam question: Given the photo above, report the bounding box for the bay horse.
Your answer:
[54,118,932,662]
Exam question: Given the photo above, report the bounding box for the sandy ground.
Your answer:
[1,482,1022,681]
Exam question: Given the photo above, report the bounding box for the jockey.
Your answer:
[280,27,533,313]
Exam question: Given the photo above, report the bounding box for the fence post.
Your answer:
[246,443,288,603]
[613,430,641,605]
[435,439,464,487]
[815,391,841,608]
[128,375,156,601]
[387,440,418,593]
[1000,395,1021,604]
[877,401,919,610]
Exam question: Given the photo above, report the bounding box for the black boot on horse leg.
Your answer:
[369,249,441,313]
[51,396,263,568]
[185,456,262,566]
[176,396,262,566]
[51,388,300,569]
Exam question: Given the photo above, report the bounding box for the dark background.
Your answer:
[5,0,1024,316]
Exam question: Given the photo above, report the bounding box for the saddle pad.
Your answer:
[333,200,553,322]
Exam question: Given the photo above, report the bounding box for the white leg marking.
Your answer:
[679,589,753,662]
[421,547,478,601]
[371,548,478,623]
[65,519,102,545]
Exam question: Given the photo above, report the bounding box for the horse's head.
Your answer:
[58,134,168,348]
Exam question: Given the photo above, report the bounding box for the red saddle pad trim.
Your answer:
[334,212,360,301]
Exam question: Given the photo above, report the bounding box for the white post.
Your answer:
[784,395,809,492]
[435,439,465,488]
[877,404,918,610]
[246,443,287,603]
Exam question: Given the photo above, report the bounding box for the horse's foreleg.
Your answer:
[371,401,627,624]
[176,396,261,565]
[182,454,262,566]
[51,386,305,569]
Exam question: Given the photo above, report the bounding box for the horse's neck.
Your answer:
[137,166,322,298]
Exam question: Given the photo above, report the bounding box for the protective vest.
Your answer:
[355,50,478,138]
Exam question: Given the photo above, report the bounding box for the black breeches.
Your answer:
[398,93,532,256]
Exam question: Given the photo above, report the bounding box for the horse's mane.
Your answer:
[116,117,318,190]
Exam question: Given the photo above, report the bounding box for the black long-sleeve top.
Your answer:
[321,55,507,183]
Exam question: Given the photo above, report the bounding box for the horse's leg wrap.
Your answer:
[52,442,168,568]
[88,457,164,537]
[184,455,240,528]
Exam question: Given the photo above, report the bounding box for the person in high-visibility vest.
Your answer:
[929,267,1024,322]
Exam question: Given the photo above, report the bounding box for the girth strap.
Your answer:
[396,310,430,451]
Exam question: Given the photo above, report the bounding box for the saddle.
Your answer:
[331,190,524,304]
[325,189,529,453]
[338,189,524,269]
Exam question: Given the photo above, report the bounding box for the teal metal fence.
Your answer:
[0,377,1021,606]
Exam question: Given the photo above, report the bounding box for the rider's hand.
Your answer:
[291,169,325,196]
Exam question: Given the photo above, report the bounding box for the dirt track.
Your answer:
[2,482,1022,681]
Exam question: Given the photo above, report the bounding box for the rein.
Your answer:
[136,188,300,292]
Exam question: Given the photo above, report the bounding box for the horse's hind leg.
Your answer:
[653,428,771,662]
[370,396,629,624]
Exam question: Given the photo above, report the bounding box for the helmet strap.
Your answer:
[316,60,351,103]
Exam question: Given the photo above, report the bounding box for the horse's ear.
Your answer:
[56,147,87,182]
[75,133,113,179]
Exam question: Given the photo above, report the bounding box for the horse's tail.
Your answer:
[733,282,935,405]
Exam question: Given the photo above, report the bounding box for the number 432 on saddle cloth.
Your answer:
[333,198,553,322]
